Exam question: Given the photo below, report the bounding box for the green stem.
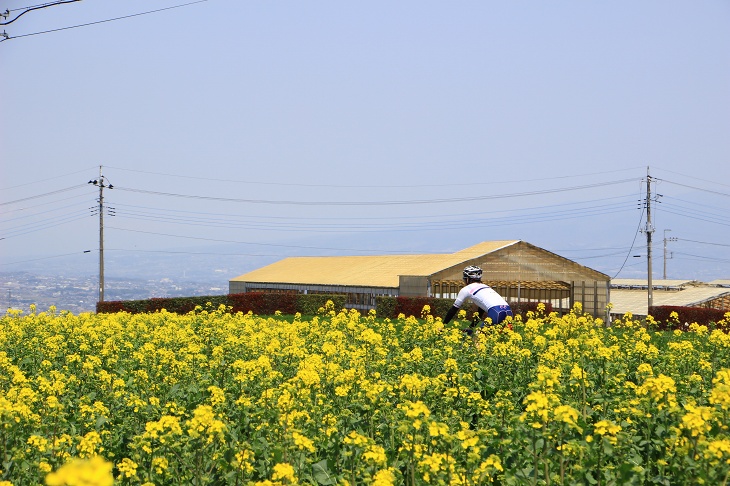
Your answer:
[532,435,539,486]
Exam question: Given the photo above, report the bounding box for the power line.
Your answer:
[106,226,419,254]
[656,202,730,227]
[1,0,81,26]
[1,250,92,265]
[7,1,75,12]
[107,248,285,258]
[113,178,638,206]
[611,180,647,279]
[660,178,730,199]
[570,250,635,260]
[105,164,646,189]
[660,194,730,216]
[108,198,636,233]
[659,207,730,228]
[3,209,89,237]
[1,0,208,42]
[0,192,91,216]
[0,184,89,206]
[653,167,730,190]
[0,167,98,190]
[108,192,637,222]
[672,252,730,265]
[677,238,730,248]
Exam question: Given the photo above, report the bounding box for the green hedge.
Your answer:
[97,292,553,320]
[375,296,552,320]
[96,293,347,316]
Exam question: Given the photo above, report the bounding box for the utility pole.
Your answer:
[663,229,677,279]
[645,167,654,311]
[88,166,113,303]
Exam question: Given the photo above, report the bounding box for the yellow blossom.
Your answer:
[45,456,113,486]
[271,462,296,483]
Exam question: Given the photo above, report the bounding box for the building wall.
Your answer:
[429,242,610,317]
[399,276,429,297]
[230,241,610,317]
[229,281,398,311]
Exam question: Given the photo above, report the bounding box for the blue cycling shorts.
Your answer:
[486,305,513,325]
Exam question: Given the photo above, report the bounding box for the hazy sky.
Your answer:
[2,0,729,282]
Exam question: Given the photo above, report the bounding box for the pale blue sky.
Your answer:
[2,0,729,282]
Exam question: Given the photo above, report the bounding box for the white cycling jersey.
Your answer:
[453,282,508,312]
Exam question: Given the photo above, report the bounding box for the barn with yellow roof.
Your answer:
[229,240,611,316]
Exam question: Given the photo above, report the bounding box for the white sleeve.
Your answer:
[453,287,472,308]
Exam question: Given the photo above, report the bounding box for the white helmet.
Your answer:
[463,265,482,281]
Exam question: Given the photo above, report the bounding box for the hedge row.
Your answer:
[97,293,554,320]
[374,296,552,320]
[96,293,346,316]
[649,305,729,331]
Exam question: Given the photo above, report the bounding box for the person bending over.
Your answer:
[443,265,513,326]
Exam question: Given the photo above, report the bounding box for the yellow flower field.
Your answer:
[1,302,730,485]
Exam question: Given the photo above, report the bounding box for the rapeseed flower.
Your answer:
[704,439,730,466]
[77,432,103,458]
[44,456,113,486]
[115,458,138,480]
[681,404,714,437]
[291,431,316,453]
[271,462,296,483]
[710,369,730,411]
[593,420,621,445]
[372,468,396,486]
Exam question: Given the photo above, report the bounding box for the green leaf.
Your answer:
[585,471,598,485]
[95,416,108,429]
[312,459,337,485]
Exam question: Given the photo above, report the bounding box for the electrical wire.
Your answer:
[2,206,90,230]
[0,167,98,190]
[106,248,286,258]
[107,192,637,223]
[677,238,730,248]
[0,184,89,206]
[672,252,730,264]
[0,192,92,216]
[1,213,91,239]
[105,226,419,254]
[611,181,646,279]
[8,1,74,12]
[0,250,92,265]
[107,200,636,234]
[660,194,730,215]
[660,179,730,199]
[567,250,634,260]
[653,167,730,190]
[658,207,730,228]
[2,0,208,41]
[113,178,638,206]
[1,0,81,26]
[105,165,646,189]
[658,200,730,224]
[108,198,635,233]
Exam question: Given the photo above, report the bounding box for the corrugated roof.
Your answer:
[610,287,730,316]
[232,240,520,288]
[709,279,730,287]
[611,279,701,289]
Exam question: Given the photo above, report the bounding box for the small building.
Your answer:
[229,240,611,317]
[609,279,730,319]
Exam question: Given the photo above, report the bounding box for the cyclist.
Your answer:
[443,265,513,326]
